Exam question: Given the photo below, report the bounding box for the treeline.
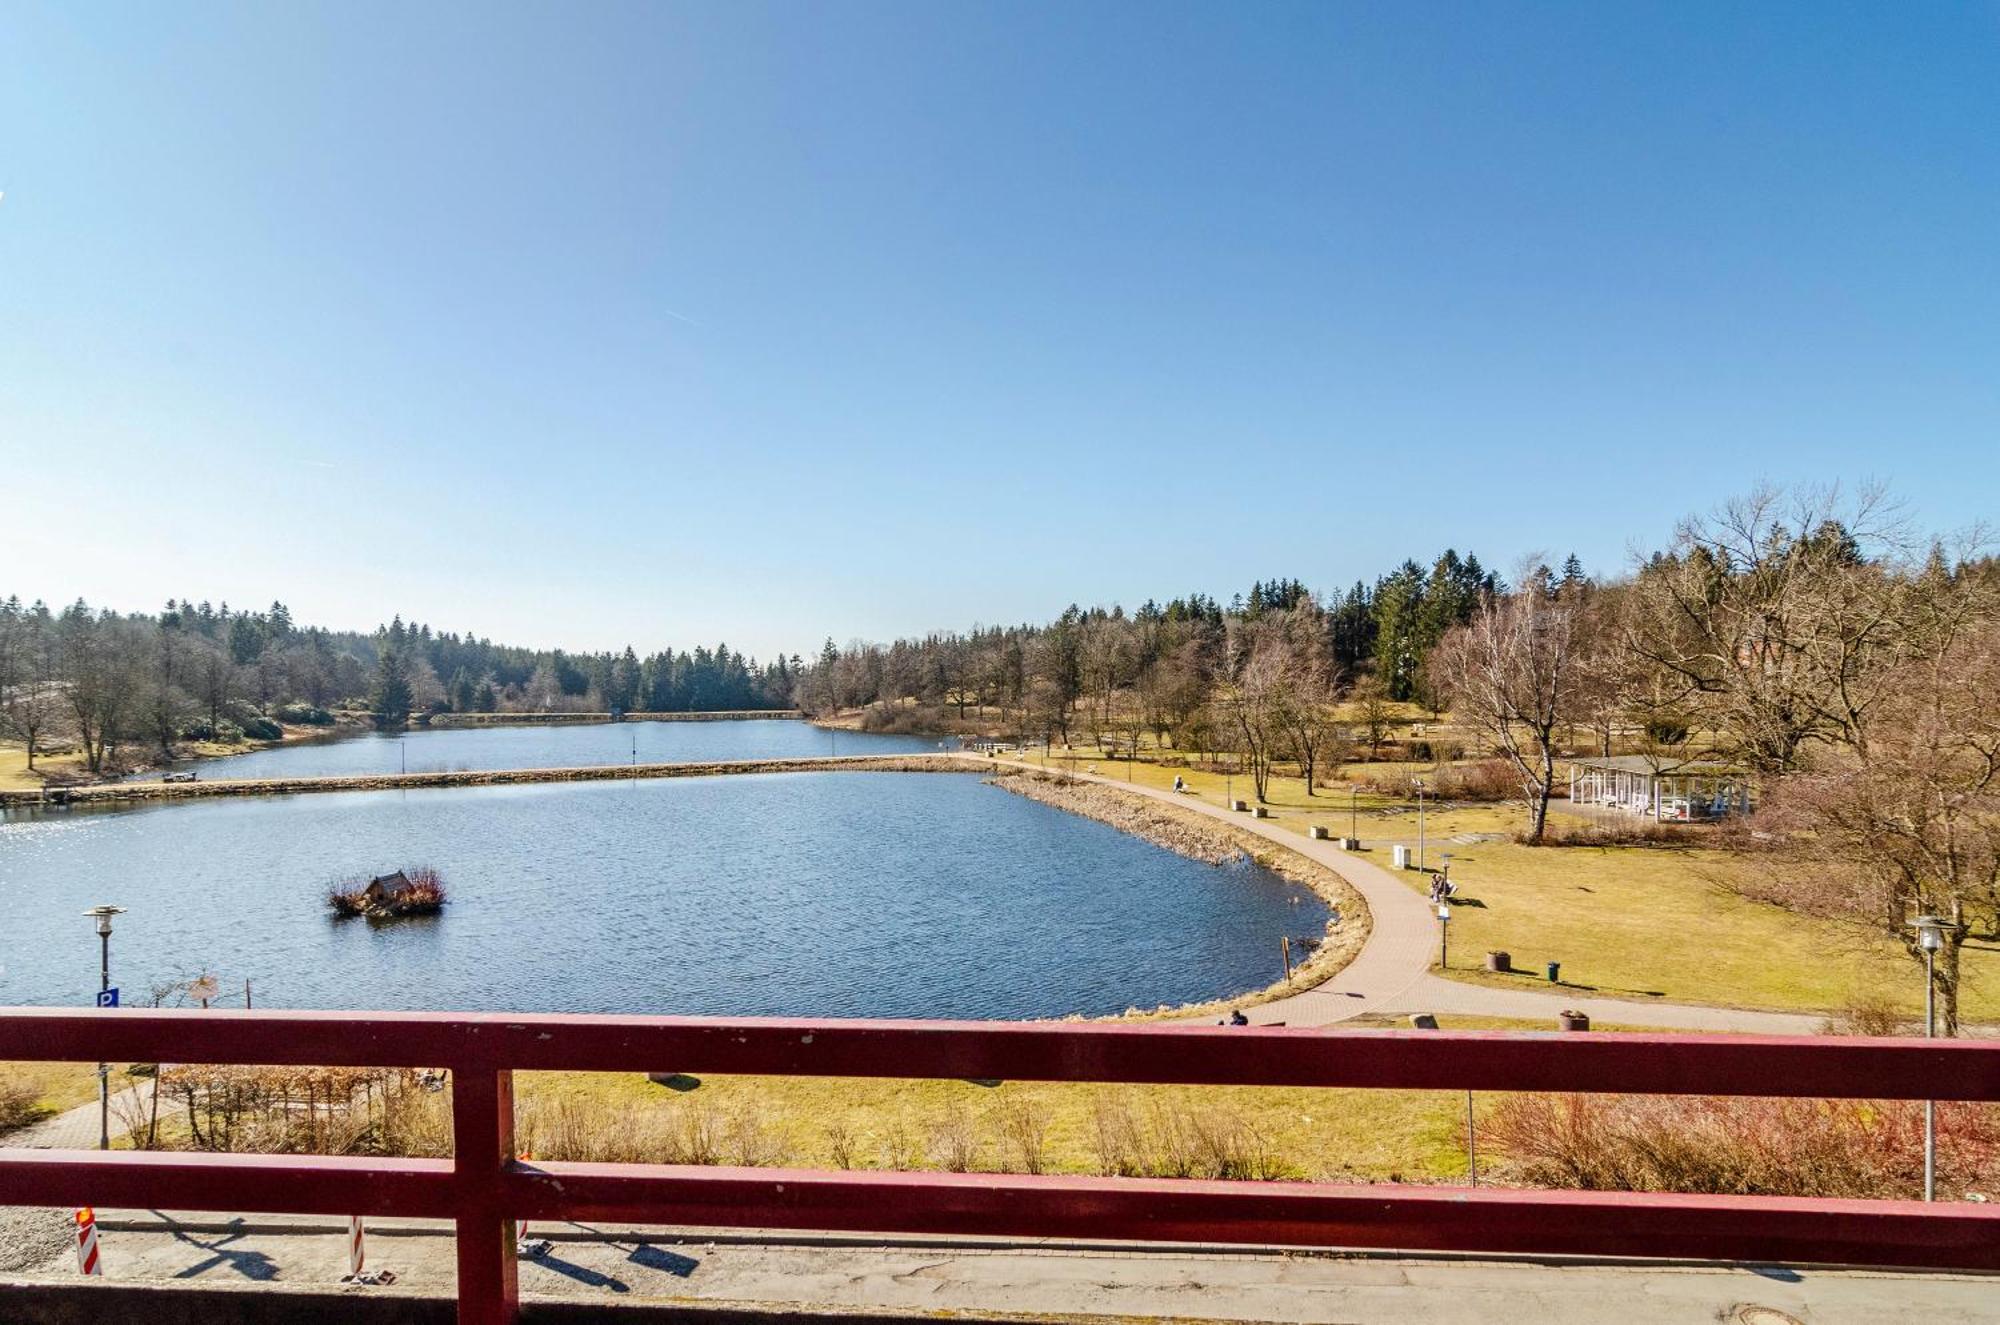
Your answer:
[0,596,798,773]
[795,549,1514,741]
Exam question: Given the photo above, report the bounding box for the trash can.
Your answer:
[1558,1010,1590,1032]
[1545,961,1561,983]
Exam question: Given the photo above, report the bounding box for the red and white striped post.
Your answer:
[347,1214,366,1277]
[515,1152,532,1243]
[74,1206,102,1276]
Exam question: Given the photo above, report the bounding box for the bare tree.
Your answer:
[1350,676,1394,757]
[1269,604,1343,794]
[1626,484,1913,773]
[1216,636,1287,802]
[59,603,140,773]
[0,599,60,768]
[1744,568,1999,1035]
[1431,570,1579,842]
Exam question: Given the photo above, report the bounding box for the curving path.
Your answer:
[975,755,1822,1034]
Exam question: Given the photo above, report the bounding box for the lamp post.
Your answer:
[83,906,125,1151]
[1349,785,1359,843]
[1912,914,1949,1202]
[398,739,407,775]
[1412,778,1427,871]
[1436,900,1451,969]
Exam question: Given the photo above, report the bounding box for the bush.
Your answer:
[239,716,283,741]
[0,1077,42,1133]
[276,703,334,726]
[1525,818,1701,848]
[1427,758,1515,802]
[1822,990,1908,1037]
[1644,716,1692,746]
[1489,1092,2000,1200]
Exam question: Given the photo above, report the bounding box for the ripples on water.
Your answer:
[1,771,1324,1020]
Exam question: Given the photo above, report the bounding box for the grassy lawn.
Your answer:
[0,744,88,792]
[519,1069,1482,1182]
[993,745,1999,1023]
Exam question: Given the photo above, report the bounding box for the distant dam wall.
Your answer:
[0,752,999,808]
[423,709,803,728]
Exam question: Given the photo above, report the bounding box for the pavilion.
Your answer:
[1566,754,1752,822]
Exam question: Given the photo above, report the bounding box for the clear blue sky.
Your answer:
[4,2,1995,660]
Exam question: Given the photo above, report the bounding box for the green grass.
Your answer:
[520,1070,1483,1182]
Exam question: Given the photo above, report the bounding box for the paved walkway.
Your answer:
[18,1213,1995,1324]
[984,756,1822,1034]
[2,1079,151,1150]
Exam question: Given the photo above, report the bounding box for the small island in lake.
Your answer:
[328,867,449,920]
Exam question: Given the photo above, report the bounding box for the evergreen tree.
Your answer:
[371,639,413,726]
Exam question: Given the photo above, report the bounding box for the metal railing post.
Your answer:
[452,1063,519,1325]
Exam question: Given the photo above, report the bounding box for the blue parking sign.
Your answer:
[96,988,119,1008]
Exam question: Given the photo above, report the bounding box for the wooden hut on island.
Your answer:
[359,871,414,908]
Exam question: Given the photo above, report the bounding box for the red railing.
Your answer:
[3,1008,1998,1323]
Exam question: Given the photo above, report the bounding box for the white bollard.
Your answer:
[348,1215,366,1278]
[75,1207,102,1276]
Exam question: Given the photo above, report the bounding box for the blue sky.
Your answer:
[3,2,1996,660]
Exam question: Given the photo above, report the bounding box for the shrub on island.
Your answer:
[328,866,449,919]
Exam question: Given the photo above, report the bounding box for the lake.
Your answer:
[159,718,941,780]
[0,771,1324,1020]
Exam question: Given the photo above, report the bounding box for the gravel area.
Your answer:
[0,1207,72,1274]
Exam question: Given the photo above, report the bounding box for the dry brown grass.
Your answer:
[1489,1092,2000,1200]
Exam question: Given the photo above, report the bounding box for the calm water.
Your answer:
[0,772,1323,1019]
[159,718,940,780]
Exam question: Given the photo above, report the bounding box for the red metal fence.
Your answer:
[3,1008,1999,1324]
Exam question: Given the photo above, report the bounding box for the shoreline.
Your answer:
[989,771,1371,1022]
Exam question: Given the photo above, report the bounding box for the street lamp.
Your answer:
[1911,914,1950,1202]
[1436,900,1451,969]
[1412,778,1428,871]
[83,905,125,1151]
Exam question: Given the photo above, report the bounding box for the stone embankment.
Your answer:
[0,753,979,808]
[990,771,1371,1020]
